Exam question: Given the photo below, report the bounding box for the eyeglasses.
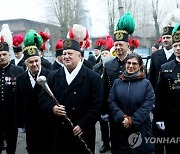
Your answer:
[126,61,139,66]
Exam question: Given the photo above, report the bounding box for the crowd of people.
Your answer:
[0,11,180,154]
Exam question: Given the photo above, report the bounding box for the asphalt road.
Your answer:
[3,122,111,154]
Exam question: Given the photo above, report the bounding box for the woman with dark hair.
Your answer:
[108,53,155,154]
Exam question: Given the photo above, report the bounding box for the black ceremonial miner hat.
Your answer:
[0,42,9,52]
[63,39,80,52]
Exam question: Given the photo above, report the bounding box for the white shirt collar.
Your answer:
[15,54,24,65]
[55,59,64,67]
[27,66,42,88]
[176,57,180,62]
[163,48,173,60]
[64,59,83,85]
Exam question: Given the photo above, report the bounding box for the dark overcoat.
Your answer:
[39,65,103,154]
[16,67,51,154]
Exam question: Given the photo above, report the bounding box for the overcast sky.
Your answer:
[0,0,46,21]
[0,0,108,37]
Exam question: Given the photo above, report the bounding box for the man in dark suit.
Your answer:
[155,23,180,154]
[148,26,175,90]
[15,32,51,154]
[80,50,93,70]
[93,38,103,64]
[39,39,103,154]
[52,39,64,71]
[148,26,175,154]
[0,42,24,154]
[11,34,25,70]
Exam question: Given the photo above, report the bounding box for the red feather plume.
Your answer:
[55,39,63,51]
[130,38,140,48]
[104,35,114,51]
[95,38,104,46]
[38,31,50,51]
[0,36,4,42]
[13,34,24,47]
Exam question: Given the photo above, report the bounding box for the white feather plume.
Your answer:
[68,24,86,42]
[162,9,180,29]
[0,24,13,48]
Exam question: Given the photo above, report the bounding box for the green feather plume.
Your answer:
[172,22,180,34]
[116,12,135,35]
[24,30,43,49]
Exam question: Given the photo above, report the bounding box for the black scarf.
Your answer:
[122,70,141,81]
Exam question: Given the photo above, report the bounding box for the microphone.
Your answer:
[36,76,54,97]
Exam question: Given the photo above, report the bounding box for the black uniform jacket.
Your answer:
[0,64,24,127]
[39,65,103,153]
[148,48,175,90]
[52,61,63,71]
[103,57,125,114]
[41,57,53,70]
[155,59,180,136]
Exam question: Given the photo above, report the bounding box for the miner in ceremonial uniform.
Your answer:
[148,25,175,154]
[155,23,180,154]
[39,32,103,153]
[93,35,114,153]
[15,30,51,154]
[0,24,24,154]
[102,12,135,153]
[52,39,64,70]
[11,34,25,70]
[148,26,175,90]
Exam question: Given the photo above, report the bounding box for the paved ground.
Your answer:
[3,122,111,154]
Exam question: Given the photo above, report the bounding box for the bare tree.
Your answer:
[103,0,118,36]
[150,0,160,41]
[47,0,84,39]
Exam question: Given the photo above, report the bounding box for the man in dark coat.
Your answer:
[15,31,52,154]
[93,38,103,64]
[39,51,53,71]
[80,50,93,70]
[93,36,114,153]
[10,34,25,70]
[0,42,24,153]
[148,26,175,154]
[155,23,180,154]
[52,39,64,71]
[148,26,175,90]
[39,39,103,154]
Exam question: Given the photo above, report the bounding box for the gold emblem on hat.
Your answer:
[163,27,169,34]
[64,40,72,48]
[27,47,36,55]
[173,31,180,42]
[101,45,106,51]
[116,32,123,41]
[0,44,4,50]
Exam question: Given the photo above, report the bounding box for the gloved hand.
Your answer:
[156,121,165,130]
[101,114,109,122]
